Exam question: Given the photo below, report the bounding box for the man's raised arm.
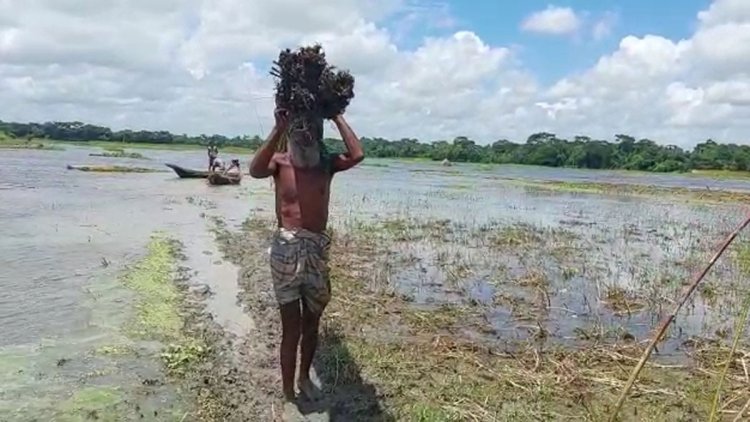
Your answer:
[331,114,364,173]
[249,109,288,178]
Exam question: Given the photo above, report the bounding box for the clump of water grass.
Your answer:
[161,342,208,376]
[119,234,209,383]
[121,235,183,341]
[0,137,63,150]
[58,387,124,420]
[90,148,148,159]
[602,285,646,315]
[487,222,578,251]
[517,179,750,204]
[67,164,162,173]
[313,226,740,420]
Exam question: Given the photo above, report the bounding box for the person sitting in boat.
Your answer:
[211,156,225,172]
[224,159,241,175]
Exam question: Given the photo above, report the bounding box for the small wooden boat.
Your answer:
[165,163,209,179]
[207,171,242,186]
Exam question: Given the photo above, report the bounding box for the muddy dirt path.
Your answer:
[178,214,392,422]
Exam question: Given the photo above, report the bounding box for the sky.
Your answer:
[1,0,749,147]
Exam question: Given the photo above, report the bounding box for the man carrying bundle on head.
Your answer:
[249,44,363,407]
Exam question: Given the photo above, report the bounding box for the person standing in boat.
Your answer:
[248,108,364,404]
[207,145,218,171]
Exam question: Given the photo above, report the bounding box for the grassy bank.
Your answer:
[50,139,254,155]
[689,169,750,180]
[0,137,64,150]
[512,179,750,204]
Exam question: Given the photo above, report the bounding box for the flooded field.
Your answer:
[1,145,750,420]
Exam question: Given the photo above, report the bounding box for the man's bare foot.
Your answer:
[297,377,323,401]
[282,400,304,422]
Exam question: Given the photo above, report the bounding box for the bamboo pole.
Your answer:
[608,214,750,422]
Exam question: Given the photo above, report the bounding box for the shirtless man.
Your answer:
[248,108,364,404]
[207,145,219,172]
[207,145,216,171]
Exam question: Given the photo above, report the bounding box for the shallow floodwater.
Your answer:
[1,145,750,419]
[0,146,260,420]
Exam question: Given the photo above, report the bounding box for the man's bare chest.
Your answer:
[275,166,332,202]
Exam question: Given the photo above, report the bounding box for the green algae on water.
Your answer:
[120,234,209,377]
[58,387,123,422]
[121,235,182,342]
[160,342,208,376]
[94,343,137,357]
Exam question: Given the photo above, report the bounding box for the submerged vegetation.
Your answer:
[89,147,148,159]
[204,207,750,420]
[66,164,162,173]
[121,234,209,376]
[515,179,750,203]
[122,235,183,341]
[324,219,750,420]
[2,234,201,421]
[0,134,63,150]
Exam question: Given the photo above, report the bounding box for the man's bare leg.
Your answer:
[280,301,302,401]
[298,301,323,399]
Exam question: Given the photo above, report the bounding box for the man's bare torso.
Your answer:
[272,152,332,233]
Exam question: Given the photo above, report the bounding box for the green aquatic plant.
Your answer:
[66,164,162,173]
[59,387,123,421]
[121,235,183,341]
[517,179,750,204]
[161,342,208,376]
[89,151,148,159]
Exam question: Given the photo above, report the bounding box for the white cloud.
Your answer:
[534,0,750,142]
[521,6,582,36]
[705,80,750,105]
[0,0,749,147]
[697,0,750,27]
[592,12,618,41]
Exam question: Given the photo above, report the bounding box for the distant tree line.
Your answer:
[2,120,749,172]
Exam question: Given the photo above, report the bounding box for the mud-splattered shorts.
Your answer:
[269,227,332,314]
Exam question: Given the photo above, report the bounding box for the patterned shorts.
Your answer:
[269,227,332,314]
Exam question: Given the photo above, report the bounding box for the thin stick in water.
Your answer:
[608,214,750,422]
